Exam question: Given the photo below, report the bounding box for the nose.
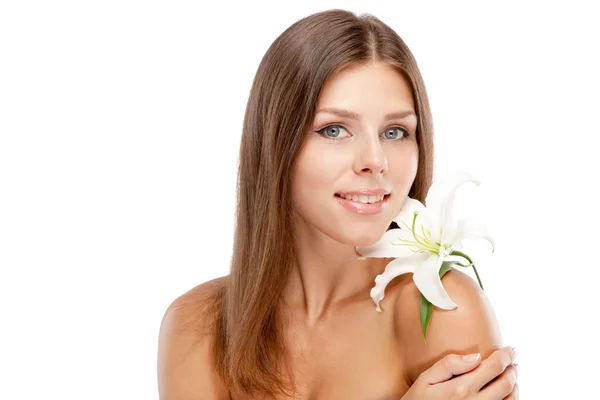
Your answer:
[353,135,388,176]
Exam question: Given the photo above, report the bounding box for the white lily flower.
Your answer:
[356,171,496,313]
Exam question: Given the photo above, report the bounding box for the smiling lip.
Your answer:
[336,188,390,196]
[334,192,391,215]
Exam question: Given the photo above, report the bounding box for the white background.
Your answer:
[1,1,598,398]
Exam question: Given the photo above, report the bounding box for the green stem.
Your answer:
[449,249,473,264]
[472,264,484,291]
[449,250,484,290]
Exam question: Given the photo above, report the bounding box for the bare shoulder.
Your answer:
[393,268,503,384]
[167,276,228,324]
[158,276,230,400]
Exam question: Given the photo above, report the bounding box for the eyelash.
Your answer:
[315,124,411,141]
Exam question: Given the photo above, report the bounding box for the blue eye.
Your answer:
[316,124,349,140]
[315,124,410,141]
[383,127,410,140]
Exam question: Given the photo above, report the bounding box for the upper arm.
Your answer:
[157,280,231,400]
[397,268,503,384]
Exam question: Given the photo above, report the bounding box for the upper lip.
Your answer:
[336,189,390,196]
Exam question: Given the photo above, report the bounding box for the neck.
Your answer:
[281,221,387,327]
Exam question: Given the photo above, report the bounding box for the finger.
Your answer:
[420,352,482,385]
[479,363,518,400]
[503,382,519,399]
[473,346,517,390]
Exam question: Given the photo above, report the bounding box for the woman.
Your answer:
[158,9,519,399]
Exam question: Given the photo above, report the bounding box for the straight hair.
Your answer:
[208,9,436,398]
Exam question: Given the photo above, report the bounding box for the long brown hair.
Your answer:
[210,9,436,398]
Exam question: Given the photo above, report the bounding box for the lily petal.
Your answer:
[449,217,496,253]
[425,171,481,244]
[392,197,426,229]
[370,252,430,312]
[413,254,458,310]
[356,228,417,259]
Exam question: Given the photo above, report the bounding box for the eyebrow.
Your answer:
[316,107,417,121]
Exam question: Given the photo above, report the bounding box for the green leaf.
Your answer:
[420,293,433,344]
[420,261,456,344]
[439,261,454,277]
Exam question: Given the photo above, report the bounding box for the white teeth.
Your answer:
[339,194,385,203]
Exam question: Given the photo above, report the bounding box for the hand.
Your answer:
[402,345,519,399]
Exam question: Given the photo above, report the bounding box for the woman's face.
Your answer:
[291,61,420,247]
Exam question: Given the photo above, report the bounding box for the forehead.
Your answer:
[316,62,415,113]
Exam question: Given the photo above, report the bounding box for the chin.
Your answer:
[353,236,384,247]
[343,227,388,247]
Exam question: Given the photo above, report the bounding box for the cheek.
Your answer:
[294,143,344,189]
[387,146,419,198]
[294,171,331,207]
[291,144,345,214]
[389,145,418,175]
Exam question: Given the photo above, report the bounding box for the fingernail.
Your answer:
[511,347,518,360]
[462,353,481,363]
[514,363,520,374]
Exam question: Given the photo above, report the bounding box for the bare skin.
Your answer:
[158,269,518,399]
[158,62,519,398]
